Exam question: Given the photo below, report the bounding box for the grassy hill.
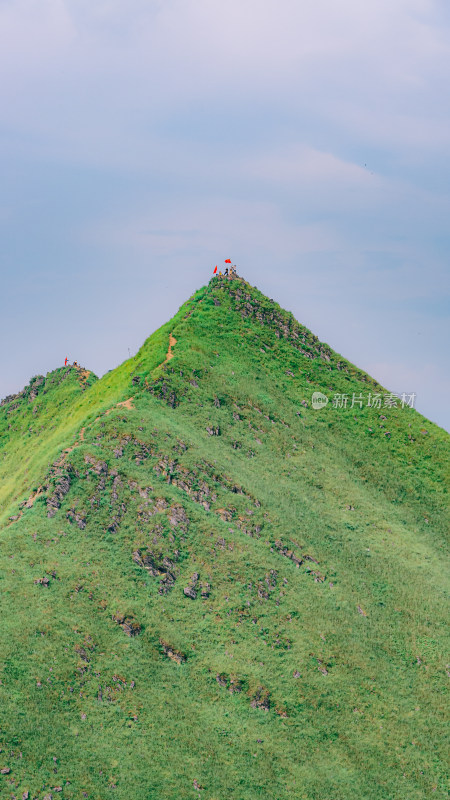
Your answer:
[0,276,448,800]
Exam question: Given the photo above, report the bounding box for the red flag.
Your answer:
[224,258,232,264]
[213,266,218,273]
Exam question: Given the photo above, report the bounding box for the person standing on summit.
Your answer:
[64,357,68,366]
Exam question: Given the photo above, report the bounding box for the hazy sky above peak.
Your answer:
[1,0,449,429]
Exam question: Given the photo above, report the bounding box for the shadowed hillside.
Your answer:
[0,276,448,800]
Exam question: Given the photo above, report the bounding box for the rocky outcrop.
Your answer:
[66,508,87,529]
[216,673,244,693]
[228,286,332,362]
[112,613,142,637]
[184,572,199,599]
[200,582,211,598]
[147,378,179,408]
[132,548,180,594]
[273,540,303,567]
[250,686,271,711]
[34,576,50,587]
[168,504,189,530]
[28,376,44,403]
[183,572,211,600]
[206,424,220,436]
[46,467,73,517]
[160,639,186,664]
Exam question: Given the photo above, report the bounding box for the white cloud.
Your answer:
[1,0,449,146]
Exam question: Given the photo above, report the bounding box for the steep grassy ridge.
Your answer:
[0,277,448,799]
[0,366,98,515]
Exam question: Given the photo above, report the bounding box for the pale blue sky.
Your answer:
[1,0,449,429]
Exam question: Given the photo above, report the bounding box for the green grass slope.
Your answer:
[0,276,448,800]
[0,365,98,515]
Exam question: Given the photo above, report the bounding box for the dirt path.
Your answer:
[163,333,177,365]
[116,397,135,410]
[8,485,44,525]
[24,487,45,508]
